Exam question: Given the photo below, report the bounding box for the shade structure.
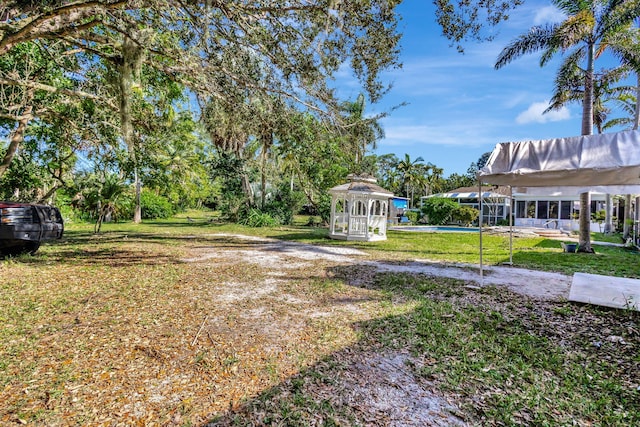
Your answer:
[479,130,640,188]
[476,130,640,282]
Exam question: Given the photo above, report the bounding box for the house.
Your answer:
[421,186,510,225]
[512,189,614,231]
[422,186,624,231]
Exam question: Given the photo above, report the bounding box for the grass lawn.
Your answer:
[1,215,638,425]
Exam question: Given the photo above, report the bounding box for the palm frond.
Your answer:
[547,50,585,107]
[554,9,595,50]
[604,26,640,70]
[602,116,633,130]
[598,0,640,38]
[552,0,591,16]
[495,24,556,69]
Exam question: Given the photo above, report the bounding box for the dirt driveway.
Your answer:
[182,234,572,426]
[1,231,582,426]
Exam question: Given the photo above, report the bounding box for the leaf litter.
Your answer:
[0,233,637,426]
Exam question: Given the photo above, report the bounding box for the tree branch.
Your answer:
[0,76,118,110]
[0,1,128,55]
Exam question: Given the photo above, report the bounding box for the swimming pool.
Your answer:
[390,226,479,233]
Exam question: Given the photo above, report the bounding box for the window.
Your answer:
[549,201,559,219]
[560,201,572,219]
[371,200,383,216]
[538,201,549,219]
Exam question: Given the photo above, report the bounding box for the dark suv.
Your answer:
[0,202,64,256]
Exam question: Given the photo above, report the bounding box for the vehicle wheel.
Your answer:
[25,242,40,255]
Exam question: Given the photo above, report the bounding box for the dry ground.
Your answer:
[0,233,633,426]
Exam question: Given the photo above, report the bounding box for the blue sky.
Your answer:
[337,0,630,176]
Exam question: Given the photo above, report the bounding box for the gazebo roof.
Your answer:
[329,174,393,197]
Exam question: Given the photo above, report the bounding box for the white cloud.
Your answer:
[516,101,570,124]
[533,6,565,25]
[381,121,501,148]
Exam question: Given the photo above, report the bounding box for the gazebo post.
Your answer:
[329,196,336,235]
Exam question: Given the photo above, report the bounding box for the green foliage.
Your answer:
[592,209,606,223]
[496,217,511,226]
[421,197,460,225]
[140,190,173,219]
[239,209,280,227]
[0,149,43,201]
[63,172,132,229]
[405,210,419,223]
[209,153,248,221]
[261,185,306,225]
[434,0,524,52]
[315,193,333,223]
[451,206,479,226]
[441,172,475,192]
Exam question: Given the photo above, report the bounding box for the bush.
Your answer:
[452,206,479,226]
[405,210,419,223]
[496,217,511,226]
[316,193,333,224]
[420,197,460,225]
[141,190,173,219]
[262,186,306,225]
[239,209,281,227]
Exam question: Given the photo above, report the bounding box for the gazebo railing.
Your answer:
[349,215,368,235]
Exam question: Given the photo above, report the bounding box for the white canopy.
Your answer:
[475,130,640,282]
[479,130,640,191]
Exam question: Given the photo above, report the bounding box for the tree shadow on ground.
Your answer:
[203,269,470,427]
[204,264,640,427]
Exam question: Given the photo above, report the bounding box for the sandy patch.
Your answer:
[183,233,573,425]
[186,233,571,301]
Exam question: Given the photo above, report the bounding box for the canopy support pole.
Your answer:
[478,180,483,283]
[508,186,513,265]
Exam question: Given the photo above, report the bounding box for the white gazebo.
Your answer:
[329,174,393,241]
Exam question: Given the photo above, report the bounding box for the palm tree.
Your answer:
[396,154,425,207]
[340,93,384,169]
[546,64,631,133]
[546,64,632,234]
[426,163,444,195]
[495,0,640,253]
[605,22,640,240]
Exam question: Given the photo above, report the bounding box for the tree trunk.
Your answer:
[577,41,595,253]
[634,74,640,130]
[578,192,592,251]
[0,104,33,178]
[134,167,142,223]
[623,194,632,241]
[260,132,272,208]
[241,171,254,208]
[118,34,144,223]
